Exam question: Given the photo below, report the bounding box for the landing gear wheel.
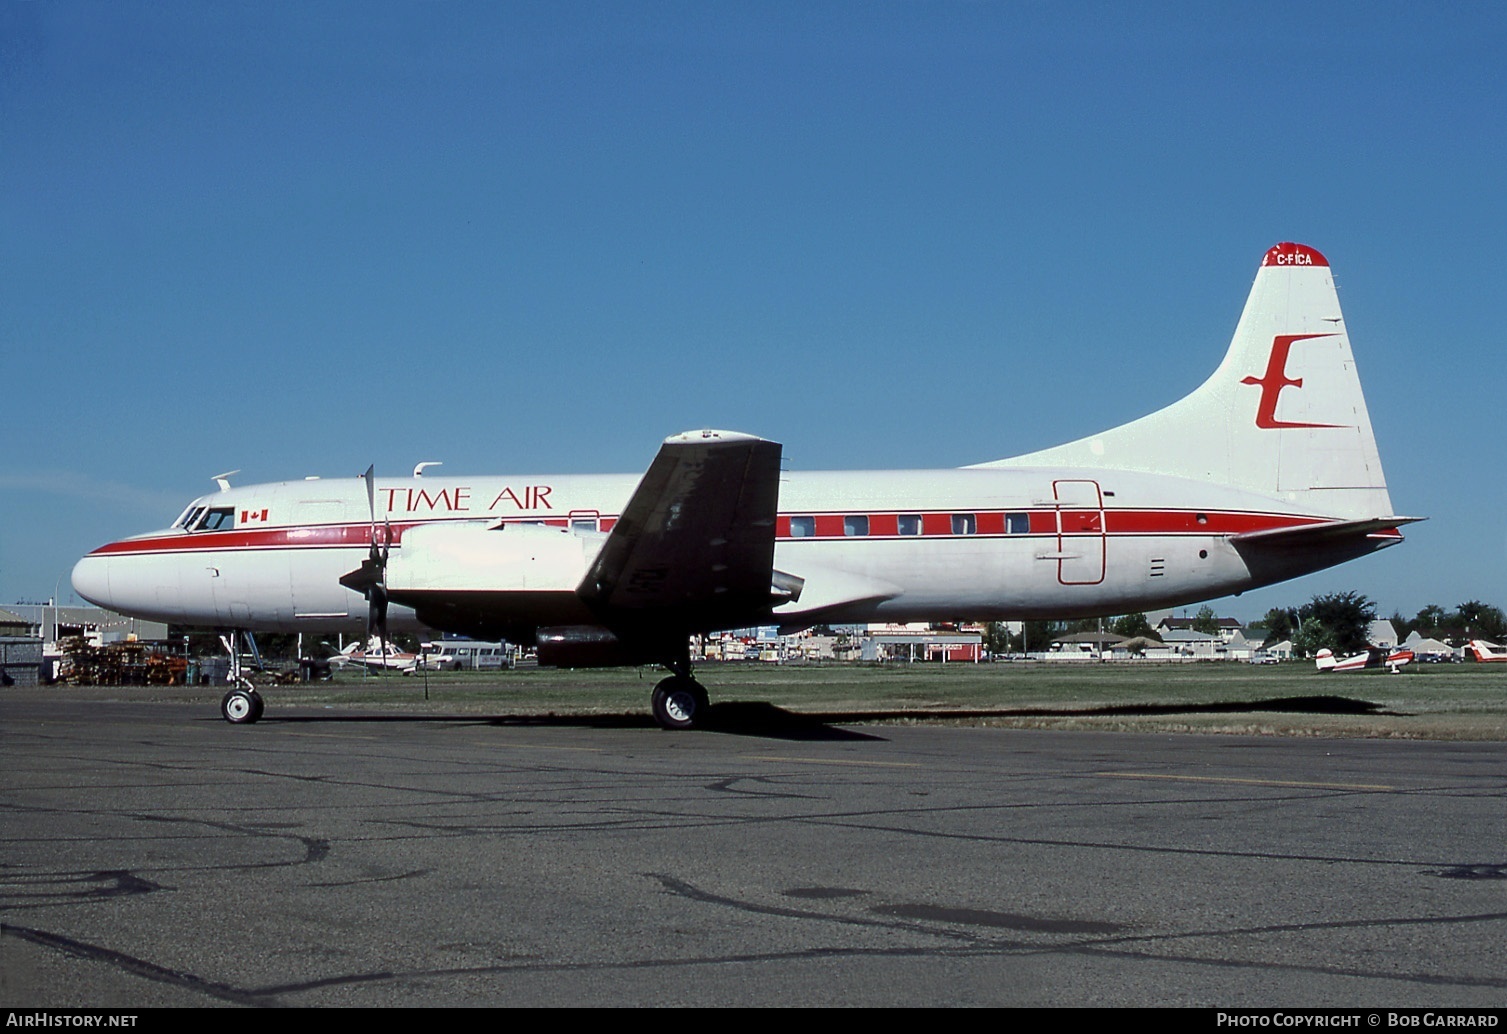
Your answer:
[652,676,709,730]
[221,688,264,724]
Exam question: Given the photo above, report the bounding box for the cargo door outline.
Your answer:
[291,497,352,620]
[1054,479,1105,585]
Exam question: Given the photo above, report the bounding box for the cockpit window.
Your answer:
[180,506,235,531]
[197,507,235,531]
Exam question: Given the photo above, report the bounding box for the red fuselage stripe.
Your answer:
[89,509,1339,556]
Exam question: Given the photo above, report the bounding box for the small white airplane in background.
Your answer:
[1467,640,1507,663]
[327,638,419,675]
[1315,646,1415,673]
[74,243,1418,728]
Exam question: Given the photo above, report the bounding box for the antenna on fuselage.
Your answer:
[210,470,240,492]
[413,461,443,478]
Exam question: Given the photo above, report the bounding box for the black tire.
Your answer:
[221,689,262,724]
[651,676,707,730]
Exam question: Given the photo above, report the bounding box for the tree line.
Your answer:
[984,594,1507,658]
[1262,596,1506,656]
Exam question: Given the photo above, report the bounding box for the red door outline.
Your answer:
[1053,479,1105,586]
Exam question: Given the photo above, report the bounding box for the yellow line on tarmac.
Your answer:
[280,729,604,752]
[1102,772,1394,791]
[282,730,382,741]
[744,755,922,768]
[490,743,605,753]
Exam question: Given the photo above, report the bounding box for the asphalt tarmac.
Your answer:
[3,691,1505,1007]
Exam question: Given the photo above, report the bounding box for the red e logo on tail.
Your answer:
[1241,334,1347,429]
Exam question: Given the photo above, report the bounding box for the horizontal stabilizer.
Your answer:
[1230,516,1423,548]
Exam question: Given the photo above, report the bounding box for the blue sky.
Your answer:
[3,2,1503,623]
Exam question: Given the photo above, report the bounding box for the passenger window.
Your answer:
[843,515,869,537]
[789,516,815,538]
[951,513,976,535]
[897,514,922,536]
[1006,513,1029,534]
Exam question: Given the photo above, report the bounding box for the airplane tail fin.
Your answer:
[971,243,1394,520]
[1469,640,1507,662]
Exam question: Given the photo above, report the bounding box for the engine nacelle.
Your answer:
[389,521,595,593]
[535,625,644,668]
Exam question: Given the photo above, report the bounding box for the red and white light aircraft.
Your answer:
[1467,641,1507,663]
[1314,646,1415,673]
[74,243,1417,728]
[327,637,420,674]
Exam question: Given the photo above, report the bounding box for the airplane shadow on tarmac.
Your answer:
[247,694,1397,742]
[258,702,887,741]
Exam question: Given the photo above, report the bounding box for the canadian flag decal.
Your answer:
[240,508,269,523]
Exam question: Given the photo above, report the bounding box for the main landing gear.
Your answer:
[650,654,711,731]
[651,675,710,730]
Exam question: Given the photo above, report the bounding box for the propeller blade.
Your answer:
[370,583,389,673]
[362,464,376,529]
[351,465,392,675]
[375,510,392,670]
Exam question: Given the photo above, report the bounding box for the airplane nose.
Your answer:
[71,554,111,609]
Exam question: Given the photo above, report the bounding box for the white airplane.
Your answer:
[1314,646,1415,673]
[327,638,419,674]
[73,242,1417,728]
[1467,640,1507,663]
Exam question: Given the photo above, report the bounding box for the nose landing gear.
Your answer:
[221,687,264,724]
[218,630,264,724]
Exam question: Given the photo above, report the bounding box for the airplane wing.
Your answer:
[578,430,785,630]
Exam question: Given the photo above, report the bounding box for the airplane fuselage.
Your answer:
[72,465,1395,638]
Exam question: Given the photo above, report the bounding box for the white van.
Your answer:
[417,641,513,671]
